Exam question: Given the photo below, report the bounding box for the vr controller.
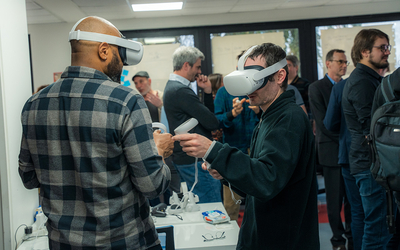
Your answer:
[174,118,198,135]
[152,122,168,133]
[168,191,200,214]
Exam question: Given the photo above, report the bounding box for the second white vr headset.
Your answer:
[223,45,287,96]
[68,17,144,66]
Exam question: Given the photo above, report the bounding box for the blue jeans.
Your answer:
[174,160,222,203]
[353,170,391,250]
[342,166,363,250]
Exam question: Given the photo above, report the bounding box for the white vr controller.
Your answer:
[174,118,198,135]
[152,122,167,133]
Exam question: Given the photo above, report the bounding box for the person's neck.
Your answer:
[71,54,103,73]
[173,70,190,81]
[143,89,155,98]
[327,72,342,83]
[260,89,284,112]
[288,75,296,84]
[358,60,380,74]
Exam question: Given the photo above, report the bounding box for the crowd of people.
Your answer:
[18,15,398,250]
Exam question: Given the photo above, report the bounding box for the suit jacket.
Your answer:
[309,75,340,167]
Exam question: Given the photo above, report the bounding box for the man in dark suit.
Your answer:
[309,49,352,250]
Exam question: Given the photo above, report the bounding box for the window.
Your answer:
[210,29,300,76]
[316,21,399,79]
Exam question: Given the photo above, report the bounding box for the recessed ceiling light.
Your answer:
[131,2,183,12]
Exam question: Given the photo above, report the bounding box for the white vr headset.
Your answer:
[68,17,144,66]
[223,45,287,96]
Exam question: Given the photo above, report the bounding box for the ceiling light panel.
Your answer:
[131,2,183,11]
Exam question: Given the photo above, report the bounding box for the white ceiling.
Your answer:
[25,0,399,25]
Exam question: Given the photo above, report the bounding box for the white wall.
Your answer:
[28,23,72,92]
[0,0,39,249]
[27,1,399,91]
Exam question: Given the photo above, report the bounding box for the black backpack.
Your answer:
[369,74,400,233]
[370,77,400,191]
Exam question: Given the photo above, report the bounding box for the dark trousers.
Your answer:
[323,166,352,247]
[342,166,361,250]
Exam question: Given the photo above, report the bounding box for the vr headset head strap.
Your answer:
[237,45,258,71]
[253,58,287,81]
[68,30,142,52]
[68,16,144,66]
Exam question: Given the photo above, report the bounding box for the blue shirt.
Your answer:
[323,79,351,165]
[326,73,341,85]
[214,86,259,153]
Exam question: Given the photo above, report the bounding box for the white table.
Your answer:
[18,203,239,250]
[154,202,228,226]
[154,202,240,250]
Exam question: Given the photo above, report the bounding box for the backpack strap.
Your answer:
[381,75,396,103]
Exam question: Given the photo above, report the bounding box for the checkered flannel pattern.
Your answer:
[18,66,170,250]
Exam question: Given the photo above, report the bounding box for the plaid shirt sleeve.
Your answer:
[19,109,41,189]
[122,95,171,198]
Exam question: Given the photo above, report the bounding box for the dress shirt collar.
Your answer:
[325,73,341,85]
[169,73,191,86]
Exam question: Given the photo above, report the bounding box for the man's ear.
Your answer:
[276,68,286,84]
[98,42,110,61]
[182,61,191,71]
[325,60,330,70]
[361,49,370,59]
[148,78,152,85]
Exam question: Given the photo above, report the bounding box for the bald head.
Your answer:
[69,16,123,82]
[70,16,120,53]
[75,16,119,36]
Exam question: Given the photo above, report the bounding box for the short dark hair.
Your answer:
[325,49,345,62]
[237,50,246,61]
[351,29,389,66]
[286,55,299,67]
[247,43,289,90]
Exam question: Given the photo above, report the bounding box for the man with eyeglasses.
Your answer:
[309,49,352,250]
[342,28,391,250]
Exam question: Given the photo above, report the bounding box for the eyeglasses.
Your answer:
[330,60,350,66]
[373,44,392,53]
[202,231,226,242]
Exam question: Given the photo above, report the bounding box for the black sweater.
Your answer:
[205,91,319,249]
[342,63,382,174]
[164,79,219,164]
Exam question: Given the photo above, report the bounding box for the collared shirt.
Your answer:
[326,73,342,85]
[169,73,197,94]
[169,73,190,86]
[19,66,170,249]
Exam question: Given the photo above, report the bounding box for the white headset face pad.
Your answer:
[223,46,287,96]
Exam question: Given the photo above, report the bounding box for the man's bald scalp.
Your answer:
[70,16,120,53]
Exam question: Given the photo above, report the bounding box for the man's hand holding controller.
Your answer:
[152,125,174,159]
[172,132,223,180]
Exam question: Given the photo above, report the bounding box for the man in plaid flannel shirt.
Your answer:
[18,16,172,250]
